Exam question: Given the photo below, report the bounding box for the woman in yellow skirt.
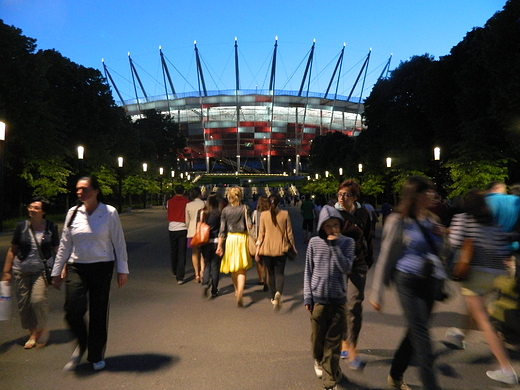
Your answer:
[216,187,252,307]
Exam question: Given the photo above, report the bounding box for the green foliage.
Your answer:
[90,165,118,196]
[391,171,431,195]
[445,159,509,197]
[359,174,385,197]
[301,177,339,197]
[19,159,72,198]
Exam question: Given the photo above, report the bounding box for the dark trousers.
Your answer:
[391,271,440,390]
[201,242,221,295]
[262,255,287,299]
[64,262,114,363]
[311,303,345,389]
[344,265,367,345]
[169,230,187,281]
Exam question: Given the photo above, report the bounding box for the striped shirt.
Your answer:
[449,213,511,270]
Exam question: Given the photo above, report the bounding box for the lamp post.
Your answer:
[385,157,392,203]
[159,167,164,207]
[433,146,441,188]
[0,121,5,232]
[142,163,148,209]
[77,146,84,176]
[117,157,123,213]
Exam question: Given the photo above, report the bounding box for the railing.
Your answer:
[117,89,364,107]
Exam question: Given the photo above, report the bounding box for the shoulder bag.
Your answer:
[414,218,451,302]
[451,238,473,281]
[244,206,257,256]
[191,209,210,247]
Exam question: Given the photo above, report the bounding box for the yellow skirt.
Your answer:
[220,232,252,274]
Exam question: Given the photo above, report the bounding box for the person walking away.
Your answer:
[370,176,447,390]
[216,187,252,307]
[2,197,59,349]
[199,192,223,299]
[252,196,270,290]
[186,187,205,283]
[255,195,296,311]
[167,185,190,284]
[304,205,355,390]
[51,176,129,371]
[449,189,518,385]
[381,201,392,226]
[334,179,374,369]
[301,194,316,244]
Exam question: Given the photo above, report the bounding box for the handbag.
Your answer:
[245,206,257,256]
[28,223,53,286]
[191,209,210,247]
[0,281,11,321]
[414,219,451,302]
[451,238,473,281]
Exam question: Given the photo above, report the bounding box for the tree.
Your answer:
[445,160,509,197]
[132,109,187,170]
[19,159,72,198]
[309,131,355,174]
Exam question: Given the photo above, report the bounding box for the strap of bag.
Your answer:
[27,221,49,268]
[199,209,205,223]
[413,218,440,257]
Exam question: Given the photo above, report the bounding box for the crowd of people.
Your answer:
[1,176,519,390]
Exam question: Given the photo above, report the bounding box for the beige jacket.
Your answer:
[257,209,295,257]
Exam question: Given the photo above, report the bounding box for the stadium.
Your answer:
[104,39,391,175]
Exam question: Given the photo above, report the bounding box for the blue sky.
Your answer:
[1,0,506,103]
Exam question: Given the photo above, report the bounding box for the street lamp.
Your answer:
[159,167,164,207]
[0,121,5,232]
[433,147,441,188]
[325,171,329,178]
[142,163,148,209]
[77,146,84,175]
[434,147,441,161]
[358,164,363,173]
[117,157,123,213]
[386,157,392,168]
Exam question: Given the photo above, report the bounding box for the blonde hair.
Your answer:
[227,187,243,206]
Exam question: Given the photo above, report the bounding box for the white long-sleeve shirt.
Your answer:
[52,203,129,276]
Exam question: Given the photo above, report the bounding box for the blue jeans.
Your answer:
[391,271,440,390]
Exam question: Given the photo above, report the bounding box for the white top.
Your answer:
[185,198,205,238]
[52,203,129,276]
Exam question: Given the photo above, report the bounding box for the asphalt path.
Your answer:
[0,205,518,390]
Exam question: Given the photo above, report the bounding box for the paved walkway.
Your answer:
[0,205,518,389]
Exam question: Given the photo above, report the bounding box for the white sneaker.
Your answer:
[93,360,106,371]
[445,327,465,349]
[272,291,281,311]
[486,368,518,384]
[63,345,84,371]
[313,360,323,379]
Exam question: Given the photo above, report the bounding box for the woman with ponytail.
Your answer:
[255,195,296,311]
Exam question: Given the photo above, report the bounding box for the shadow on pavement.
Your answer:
[74,353,176,376]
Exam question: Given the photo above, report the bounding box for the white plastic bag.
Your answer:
[0,281,12,321]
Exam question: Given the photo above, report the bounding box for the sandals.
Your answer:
[24,339,37,349]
